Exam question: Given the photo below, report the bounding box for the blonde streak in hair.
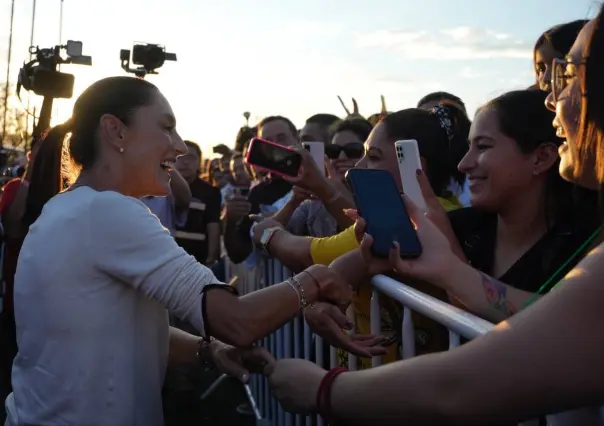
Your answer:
[63,132,80,190]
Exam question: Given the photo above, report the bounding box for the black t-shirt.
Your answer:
[174,178,222,263]
[448,201,601,293]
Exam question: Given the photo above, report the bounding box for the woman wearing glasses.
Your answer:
[267,14,604,424]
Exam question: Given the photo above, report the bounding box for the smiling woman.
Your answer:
[4,76,354,426]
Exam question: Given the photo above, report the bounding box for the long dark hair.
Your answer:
[23,76,158,226]
[481,89,588,225]
[580,13,604,210]
[381,104,470,196]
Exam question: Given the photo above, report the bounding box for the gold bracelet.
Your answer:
[290,275,314,309]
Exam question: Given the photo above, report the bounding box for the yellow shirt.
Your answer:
[309,196,462,368]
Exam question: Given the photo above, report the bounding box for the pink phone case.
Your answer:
[244,137,301,178]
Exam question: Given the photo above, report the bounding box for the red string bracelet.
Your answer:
[317,367,348,425]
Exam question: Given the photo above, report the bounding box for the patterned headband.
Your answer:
[431,105,454,141]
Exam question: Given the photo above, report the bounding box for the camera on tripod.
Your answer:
[120,43,177,78]
[17,41,92,99]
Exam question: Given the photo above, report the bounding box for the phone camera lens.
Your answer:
[286,159,292,165]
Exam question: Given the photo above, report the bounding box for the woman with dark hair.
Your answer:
[534,19,588,92]
[273,119,372,238]
[251,104,469,362]
[4,76,352,426]
[444,89,600,322]
[267,14,604,424]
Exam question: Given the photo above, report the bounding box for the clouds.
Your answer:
[359,26,533,60]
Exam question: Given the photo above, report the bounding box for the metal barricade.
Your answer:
[240,258,601,426]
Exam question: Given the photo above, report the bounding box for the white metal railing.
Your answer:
[231,258,601,426]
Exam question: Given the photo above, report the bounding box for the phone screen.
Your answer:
[246,138,302,177]
[346,168,422,258]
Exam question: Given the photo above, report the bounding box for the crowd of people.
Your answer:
[0,7,604,426]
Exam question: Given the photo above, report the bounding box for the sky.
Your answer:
[0,0,599,156]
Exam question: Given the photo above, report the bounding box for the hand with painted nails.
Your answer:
[359,194,457,285]
[304,302,387,358]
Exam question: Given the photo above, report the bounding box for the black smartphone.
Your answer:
[345,168,422,258]
[245,137,302,178]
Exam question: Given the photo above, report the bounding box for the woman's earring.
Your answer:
[119,147,125,153]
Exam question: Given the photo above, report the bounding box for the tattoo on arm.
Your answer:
[480,272,517,317]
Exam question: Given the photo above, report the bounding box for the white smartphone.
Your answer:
[302,142,325,175]
[394,140,426,211]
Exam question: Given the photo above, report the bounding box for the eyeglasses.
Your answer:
[551,57,586,104]
[325,142,365,160]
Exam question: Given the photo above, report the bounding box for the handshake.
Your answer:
[212,341,340,416]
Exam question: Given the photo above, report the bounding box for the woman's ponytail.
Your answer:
[22,121,73,227]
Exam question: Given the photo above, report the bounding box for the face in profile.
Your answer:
[547,20,598,189]
[460,107,551,211]
[118,90,187,197]
[259,119,299,147]
[534,40,561,92]
[355,122,402,192]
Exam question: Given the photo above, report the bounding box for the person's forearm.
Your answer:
[314,182,355,230]
[206,223,221,264]
[224,219,253,264]
[204,271,320,347]
[440,260,539,323]
[329,249,372,291]
[168,326,200,365]
[170,170,193,210]
[273,200,301,226]
[331,253,604,425]
[267,230,313,272]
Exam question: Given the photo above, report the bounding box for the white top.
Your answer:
[5,187,223,426]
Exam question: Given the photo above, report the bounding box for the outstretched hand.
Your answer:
[210,342,276,383]
[304,303,387,358]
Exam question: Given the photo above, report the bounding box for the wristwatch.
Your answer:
[259,227,282,254]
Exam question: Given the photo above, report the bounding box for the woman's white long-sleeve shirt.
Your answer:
[5,187,223,426]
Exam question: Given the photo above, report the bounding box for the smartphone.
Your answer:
[394,140,426,211]
[302,142,325,175]
[245,137,302,178]
[345,168,422,258]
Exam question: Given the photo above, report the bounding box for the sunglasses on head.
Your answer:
[325,142,364,160]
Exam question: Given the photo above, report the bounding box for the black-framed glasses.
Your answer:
[551,57,587,104]
[325,142,365,159]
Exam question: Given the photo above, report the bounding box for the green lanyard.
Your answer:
[522,226,602,309]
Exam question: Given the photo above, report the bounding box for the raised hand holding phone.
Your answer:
[345,168,422,259]
[245,137,302,178]
[355,191,459,285]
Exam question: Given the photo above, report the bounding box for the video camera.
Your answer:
[120,43,177,78]
[17,41,92,99]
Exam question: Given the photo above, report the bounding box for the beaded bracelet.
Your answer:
[317,367,348,425]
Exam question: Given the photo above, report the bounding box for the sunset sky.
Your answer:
[0,0,597,155]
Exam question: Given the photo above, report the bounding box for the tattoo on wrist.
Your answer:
[480,272,517,316]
